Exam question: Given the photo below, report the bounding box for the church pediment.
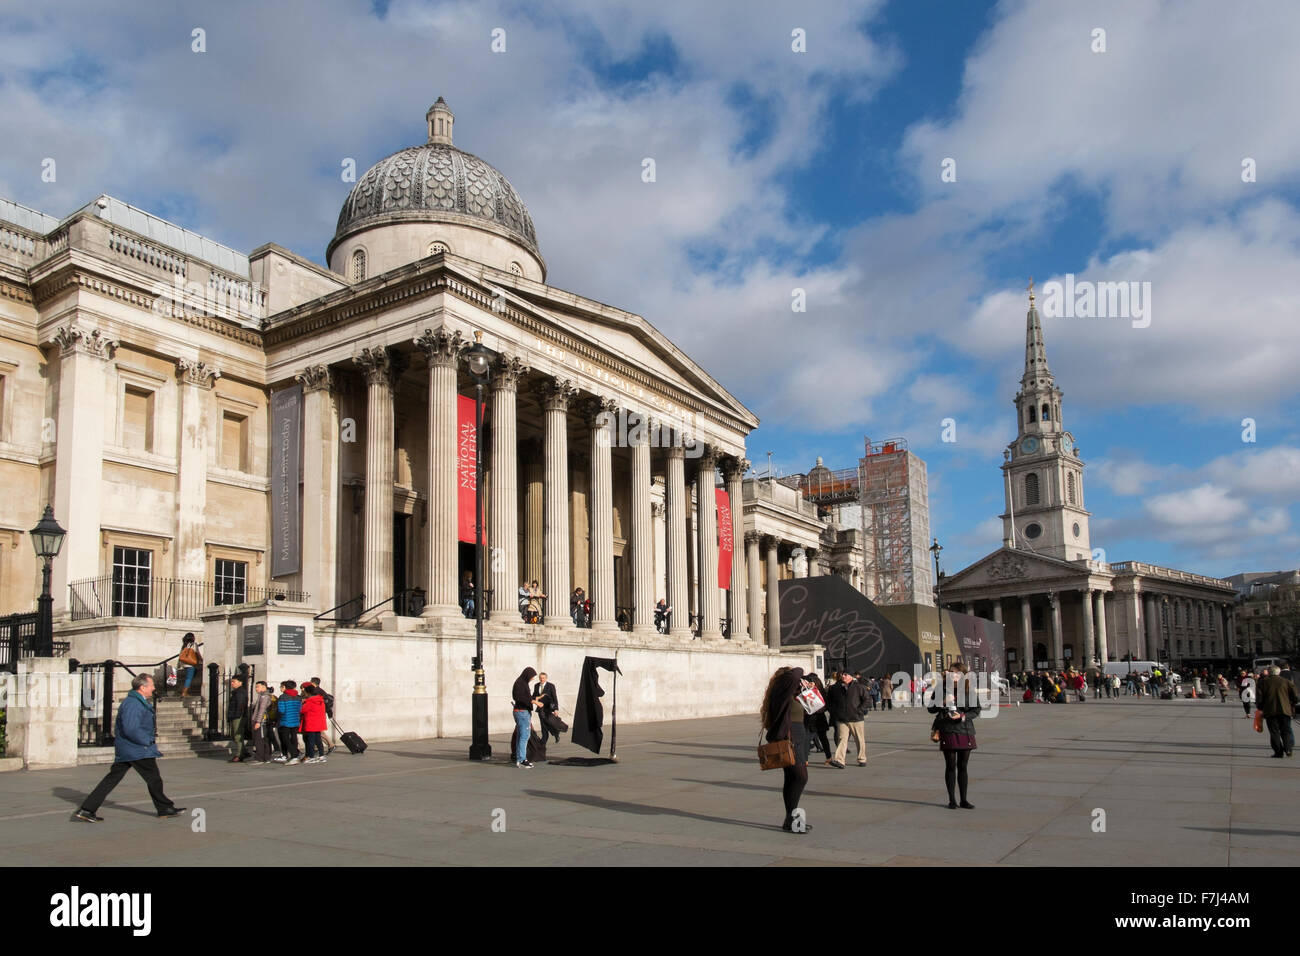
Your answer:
[944,548,1092,592]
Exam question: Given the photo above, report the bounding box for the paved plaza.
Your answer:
[0,695,1293,867]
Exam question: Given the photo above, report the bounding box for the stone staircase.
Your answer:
[77,694,230,765]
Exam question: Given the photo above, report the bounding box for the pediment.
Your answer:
[944,548,1088,592]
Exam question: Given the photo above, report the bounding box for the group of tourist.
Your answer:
[762,661,982,832]
[226,674,336,766]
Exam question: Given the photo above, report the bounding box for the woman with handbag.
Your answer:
[929,662,980,810]
[177,633,201,698]
[803,673,833,765]
[760,666,812,833]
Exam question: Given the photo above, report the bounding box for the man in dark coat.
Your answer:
[1256,665,1298,758]
[228,675,248,762]
[532,672,563,744]
[73,674,186,822]
[825,672,869,768]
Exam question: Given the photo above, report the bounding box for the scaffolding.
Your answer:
[859,437,932,606]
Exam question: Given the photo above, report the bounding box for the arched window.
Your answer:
[1025,472,1040,505]
[1067,471,1076,504]
[1027,405,1036,424]
[350,248,367,282]
[1041,403,1051,422]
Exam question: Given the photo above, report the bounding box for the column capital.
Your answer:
[651,500,666,519]
[492,354,529,392]
[51,324,118,360]
[699,445,720,470]
[353,346,405,388]
[176,358,221,389]
[720,455,751,481]
[540,377,578,412]
[296,364,335,394]
[762,533,781,552]
[412,327,466,368]
[665,443,686,461]
[744,530,763,547]
[583,395,620,426]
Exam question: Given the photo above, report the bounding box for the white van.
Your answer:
[1252,657,1289,672]
[1104,661,1181,684]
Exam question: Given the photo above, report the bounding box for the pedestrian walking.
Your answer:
[176,633,201,698]
[880,675,894,710]
[1256,666,1296,758]
[512,666,540,768]
[249,680,273,764]
[826,671,869,768]
[227,675,248,762]
[300,685,328,763]
[1241,676,1256,718]
[761,665,811,833]
[803,672,833,764]
[72,674,186,822]
[1217,674,1229,703]
[869,677,881,711]
[276,680,302,764]
[929,663,979,810]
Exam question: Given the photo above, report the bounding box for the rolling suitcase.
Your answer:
[331,718,367,754]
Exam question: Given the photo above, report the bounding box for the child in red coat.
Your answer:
[300,685,328,763]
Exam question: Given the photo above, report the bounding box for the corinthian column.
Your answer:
[746,531,762,646]
[1048,591,1063,667]
[630,412,655,635]
[413,328,464,614]
[522,439,543,590]
[721,456,749,640]
[541,379,576,626]
[1094,591,1109,664]
[1080,589,1095,667]
[587,397,618,631]
[175,360,220,580]
[490,355,527,614]
[765,536,782,648]
[353,345,404,620]
[665,443,690,639]
[697,448,722,640]
[297,364,338,614]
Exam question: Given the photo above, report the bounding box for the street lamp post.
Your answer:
[930,538,945,674]
[29,506,67,657]
[466,331,493,760]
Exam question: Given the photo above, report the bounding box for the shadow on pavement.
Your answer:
[523,789,775,832]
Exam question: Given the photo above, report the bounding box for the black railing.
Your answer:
[687,614,731,639]
[0,613,68,672]
[69,576,309,622]
[315,594,366,628]
[460,589,493,620]
[75,645,209,747]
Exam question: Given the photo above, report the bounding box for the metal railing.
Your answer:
[315,594,366,627]
[1,612,69,672]
[69,576,309,622]
[615,606,634,631]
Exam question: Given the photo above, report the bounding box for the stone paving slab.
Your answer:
[0,696,1294,866]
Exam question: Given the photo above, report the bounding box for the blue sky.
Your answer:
[2,0,1298,579]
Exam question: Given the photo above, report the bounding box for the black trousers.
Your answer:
[277,726,300,759]
[82,758,176,814]
[1264,715,1294,756]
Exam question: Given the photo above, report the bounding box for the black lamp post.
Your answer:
[930,538,945,674]
[466,330,493,760]
[29,506,66,657]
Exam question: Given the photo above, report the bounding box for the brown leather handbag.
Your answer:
[758,727,795,771]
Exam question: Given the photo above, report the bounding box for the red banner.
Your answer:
[716,488,733,590]
[457,395,477,544]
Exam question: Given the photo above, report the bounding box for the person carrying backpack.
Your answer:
[310,677,336,755]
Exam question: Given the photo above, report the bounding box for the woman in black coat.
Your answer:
[762,666,812,833]
[803,673,833,764]
[929,663,980,809]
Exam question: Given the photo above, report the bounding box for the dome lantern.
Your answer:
[426,96,454,146]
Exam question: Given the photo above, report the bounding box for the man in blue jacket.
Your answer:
[74,673,186,822]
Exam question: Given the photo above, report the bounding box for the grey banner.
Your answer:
[270,384,302,577]
[277,625,306,655]
[242,623,265,656]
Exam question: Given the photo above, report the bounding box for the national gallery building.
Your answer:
[0,99,814,743]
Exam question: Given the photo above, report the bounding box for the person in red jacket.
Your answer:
[300,685,328,764]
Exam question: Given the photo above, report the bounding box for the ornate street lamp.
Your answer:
[29,506,66,657]
[466,331,493,760]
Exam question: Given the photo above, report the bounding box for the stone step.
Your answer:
[76,742,229,766]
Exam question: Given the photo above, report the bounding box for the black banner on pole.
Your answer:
[270,384,302,577]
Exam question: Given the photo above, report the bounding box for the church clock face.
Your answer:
[1020,437,1039,455]
[1062,435,1074,454]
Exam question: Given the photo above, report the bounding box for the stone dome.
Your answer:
[327,98,541,272]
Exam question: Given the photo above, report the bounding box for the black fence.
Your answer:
[69,576,308,622]
[0,612,69,672]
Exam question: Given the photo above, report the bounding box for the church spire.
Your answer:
[1022,277,1054,392]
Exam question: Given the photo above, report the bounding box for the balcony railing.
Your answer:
[68,576,309,623]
